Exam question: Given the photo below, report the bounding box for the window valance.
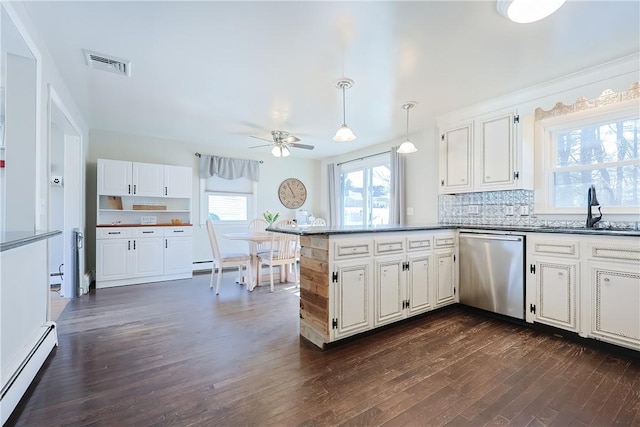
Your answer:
[198,154,260,182]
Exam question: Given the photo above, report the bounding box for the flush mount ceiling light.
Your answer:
[333,78,357,142]
[497,0,566,23]
[397,102,418,154]
[271,144,291,158]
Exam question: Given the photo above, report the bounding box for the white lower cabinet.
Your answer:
[533,256,578,331]
[434,232,457,308]
[527,234,640,351]
[333,259,373,340]
[583,238,640,351]
[527,235,580,332]
[96,226,192,288]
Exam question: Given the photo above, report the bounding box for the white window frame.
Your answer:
[340,153,391,226]
[534,100,640,216]
[199,179,257,226]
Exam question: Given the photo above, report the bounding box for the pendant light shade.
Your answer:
[496,0,566,23]
[397,102,417,154]
[333,78,356,142]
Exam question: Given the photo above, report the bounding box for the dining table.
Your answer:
[222,231,281,291]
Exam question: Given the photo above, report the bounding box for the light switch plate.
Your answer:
[505,206,514,216]
[520,205,530,216]
[407,207,414,216]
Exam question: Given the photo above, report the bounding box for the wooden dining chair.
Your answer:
[206,219,252,295]
[258,232,298,292]
[247,218,270,255]
[274,219,300,284]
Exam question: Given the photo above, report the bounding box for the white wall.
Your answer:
[7,2,90,280]
[319,127,440,226]
[87,129,321,268]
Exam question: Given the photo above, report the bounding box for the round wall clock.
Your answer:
[278,178,307,209]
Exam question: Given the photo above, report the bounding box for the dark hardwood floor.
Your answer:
[7,273,640,427]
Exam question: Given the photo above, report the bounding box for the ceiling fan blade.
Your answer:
[283,135,300,143]
[250,135,274,143]
[290,143,314,150]
[249,143,272,149]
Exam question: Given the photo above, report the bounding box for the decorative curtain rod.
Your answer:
[336,150,390,167]
[195,152,263,164]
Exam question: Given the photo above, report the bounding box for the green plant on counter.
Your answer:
[263,210,280,225]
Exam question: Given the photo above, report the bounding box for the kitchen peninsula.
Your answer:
[272,224,640,351]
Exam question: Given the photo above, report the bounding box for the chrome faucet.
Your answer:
[586,185,602,228]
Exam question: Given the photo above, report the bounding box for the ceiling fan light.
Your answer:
[281,146,291,157]
[271,145,282,157]
[397,140,418,154]
[333,124,357,142]
[497,0,566,23]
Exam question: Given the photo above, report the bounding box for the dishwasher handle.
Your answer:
[460,233,523,242]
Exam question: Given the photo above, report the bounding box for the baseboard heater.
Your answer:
[0,322,58,424]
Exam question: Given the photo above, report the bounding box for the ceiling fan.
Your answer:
[249,130,314,157]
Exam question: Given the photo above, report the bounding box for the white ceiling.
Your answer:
[24,1,640,159]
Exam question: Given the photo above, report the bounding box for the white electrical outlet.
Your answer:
[505,206,514,216]
[468,205,480,215]
[407,207,414,216]
[520,205,530,216]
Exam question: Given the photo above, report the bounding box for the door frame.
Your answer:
[47,85,84,301]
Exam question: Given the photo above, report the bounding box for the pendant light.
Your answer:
[397,102,418,154]
[333,78,357,142]
[496,0,566,24]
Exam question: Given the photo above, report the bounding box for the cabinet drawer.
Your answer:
[434,235,455,248]
[590,243,640,262]
[334,241,372,259]
[97,228,132,239]
[407,237,432,251]
[532,240,579,258]
[375,239,405,255]
[132,227,164,237]
[164,226,193,237]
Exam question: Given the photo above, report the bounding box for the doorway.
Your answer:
[48,86,83,318]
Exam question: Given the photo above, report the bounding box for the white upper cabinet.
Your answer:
[438,109,532,194]
[476,112,517,190]
[439,122,473,193]
[163,165,192,198]
[132,162,164,197]
[97,159,192,198]
[97,159,133,196]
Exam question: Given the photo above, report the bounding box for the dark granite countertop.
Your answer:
[267,223,640,238]
[0,230,62,252]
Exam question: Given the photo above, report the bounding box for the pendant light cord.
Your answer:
[406,106,409,139]
[342,85,347,126]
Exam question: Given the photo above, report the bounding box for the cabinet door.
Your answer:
[477,112,515,189]
[407,252,432,316]
[435,249,456,307]
[333,261,372,340]
[534,257,578,331]
[164,165,192,198]
[132,162,164,197]
[374,256,405,327]
[589,261,640,349]
[97,159,132,196]
[164,236,193,275]
[131,237,164,278]
[439,123,473,193]
[96,238,131,281]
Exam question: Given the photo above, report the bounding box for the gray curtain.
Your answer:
[327,163,340,226]
[199,155,260,182]
[389,147,405,225]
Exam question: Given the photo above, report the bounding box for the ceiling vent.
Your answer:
[83,49,131,77]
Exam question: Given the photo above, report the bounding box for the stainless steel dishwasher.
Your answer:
[459,232,525,320]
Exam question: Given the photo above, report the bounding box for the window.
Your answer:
[534,86,640,215]
[201,175,256,224]
[340,155,390,226]
[551,117,639,209]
